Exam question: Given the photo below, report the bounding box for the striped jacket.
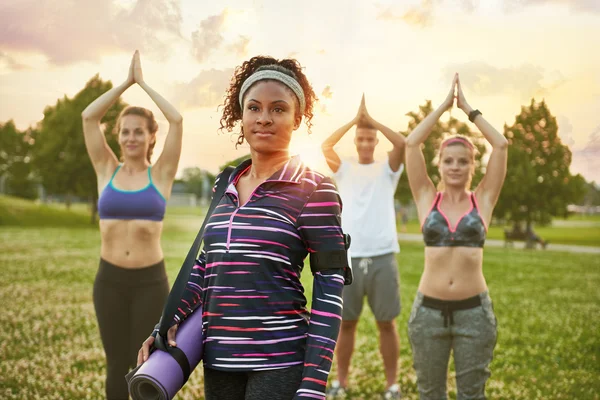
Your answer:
[176,156,348,398]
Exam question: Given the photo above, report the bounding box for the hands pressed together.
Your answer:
[353,93,375,126]
[441,73,474,116]
[126,50,145,87]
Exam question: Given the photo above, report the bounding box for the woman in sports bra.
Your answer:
[81,50,182,399]
[405,73,508,400]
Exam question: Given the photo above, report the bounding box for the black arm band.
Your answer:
[308,234,353,285]
[309,251,349,272]
[309,234,353,285]
[309,250,353,285]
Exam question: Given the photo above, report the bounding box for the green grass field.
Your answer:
[1,196,599,399]
[567,214,600,222]
[0,195,91,227]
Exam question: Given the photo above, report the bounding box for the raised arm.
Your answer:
[81,53,135,179]
[405,74,457,220]
[361,98,405,172]
[456,75,508,222]
[132,51,183,192]
[321,96,364,173]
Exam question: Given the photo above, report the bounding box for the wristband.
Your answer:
[468,109,482,122]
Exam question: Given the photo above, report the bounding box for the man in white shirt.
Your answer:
[322,96,405,399]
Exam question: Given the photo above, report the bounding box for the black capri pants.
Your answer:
[93,259,169,400]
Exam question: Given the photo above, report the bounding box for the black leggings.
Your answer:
[93,259,169,400]
[204,364,304,400]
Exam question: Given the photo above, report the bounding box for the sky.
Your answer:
[1,0,599,182]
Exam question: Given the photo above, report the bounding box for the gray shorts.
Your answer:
[342,252,401,321]
[408,291,497,400]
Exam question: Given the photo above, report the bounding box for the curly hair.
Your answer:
[219,56,317,147]
[114,106,159,163]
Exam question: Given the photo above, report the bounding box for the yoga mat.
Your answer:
[126,308,204,400]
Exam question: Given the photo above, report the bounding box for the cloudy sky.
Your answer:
[1,0,599,182]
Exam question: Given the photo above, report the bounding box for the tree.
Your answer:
[177,167,215,202]
[494,99,586,227]
[582,181,600,207]
[219,154,251,171]
[33,75,126,222]
[174,155,250,206]
[397,101,486,205]
[0,120,38,199]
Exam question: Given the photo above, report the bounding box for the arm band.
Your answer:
[308,234,353,285]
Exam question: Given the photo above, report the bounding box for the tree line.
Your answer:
[0,75,594,226]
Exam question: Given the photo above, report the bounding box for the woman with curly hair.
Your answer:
[405,73,508,399]
[82,50,183,399]
[139,56,351,400]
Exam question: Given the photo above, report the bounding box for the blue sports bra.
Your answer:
[98,165,166,221]
[422,192,487,248]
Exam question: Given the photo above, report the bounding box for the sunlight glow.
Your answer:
[289,136,328,172]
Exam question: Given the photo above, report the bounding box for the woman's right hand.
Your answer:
[136,324,179,366]
[132,50,145,85]
[125,51,136,87]
[441,73,458,111]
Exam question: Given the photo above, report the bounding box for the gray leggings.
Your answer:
[408,291,497,400]
[204,364,304,400]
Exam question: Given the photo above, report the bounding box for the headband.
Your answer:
[239,69,306,114]
[442,137,474,150]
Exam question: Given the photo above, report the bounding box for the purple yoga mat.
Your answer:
[127,308,204,400]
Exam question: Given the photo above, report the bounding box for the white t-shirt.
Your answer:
[333,158,403,258]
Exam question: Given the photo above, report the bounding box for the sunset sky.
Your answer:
[1,0,599,182]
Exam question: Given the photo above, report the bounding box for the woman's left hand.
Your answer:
[133,50,144,85]
[456,74,472,113]
[441,73,457,111]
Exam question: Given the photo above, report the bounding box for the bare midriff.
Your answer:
[99,219,163,268]
[418,246,487,300]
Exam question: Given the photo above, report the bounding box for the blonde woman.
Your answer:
[405,73,508,400]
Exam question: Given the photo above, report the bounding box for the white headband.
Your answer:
[238,69,306,114]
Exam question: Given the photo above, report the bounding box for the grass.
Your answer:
[567,213,600,222]
[1,202,599,399]
[504,224,599,247]
[0,195,91,227]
